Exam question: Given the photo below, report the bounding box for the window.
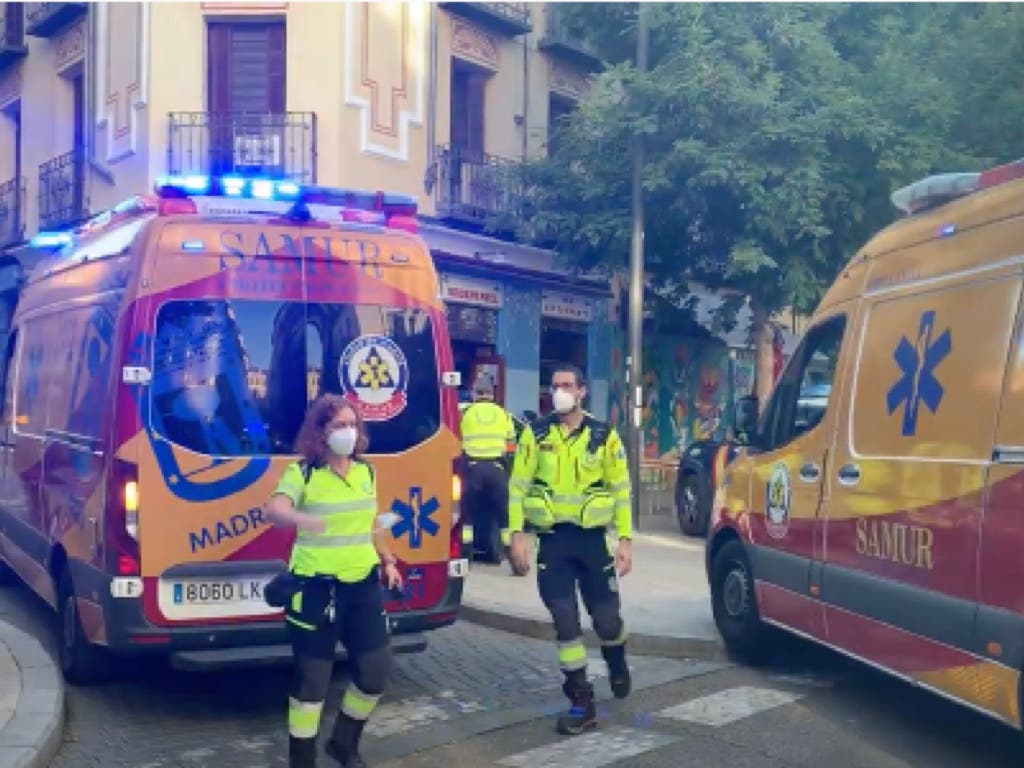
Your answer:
[757,315,846,451]
[207,21,286,114]
[150,300,440,457]
[548,92,575,156]
[450,58,486,156]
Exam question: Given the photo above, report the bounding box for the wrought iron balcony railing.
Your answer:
[0,176,24,247]
[433,145,524,232]
[38,148,88,231]
[0,4,28,68]
[539,6,602,70]
[24,2,86,38]
[167,111,317,184]
[438,3,531,36]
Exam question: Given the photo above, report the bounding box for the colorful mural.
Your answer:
[608,330,754,461]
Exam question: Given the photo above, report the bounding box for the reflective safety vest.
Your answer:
[273,460,379,583]
[508,414,633,539]
[460,401,515,459]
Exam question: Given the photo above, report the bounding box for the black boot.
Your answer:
[289,736,318,768]
[555,673,597,736]
[325,712,367,767]
[601,644,631,699]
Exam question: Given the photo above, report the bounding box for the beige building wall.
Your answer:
[1,1,595,244]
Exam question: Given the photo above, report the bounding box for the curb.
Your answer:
[0,620,65,768]
[459,603,729,663]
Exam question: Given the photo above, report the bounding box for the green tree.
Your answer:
[523,2,1024,402]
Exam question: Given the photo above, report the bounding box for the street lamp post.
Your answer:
[628,3,649,530]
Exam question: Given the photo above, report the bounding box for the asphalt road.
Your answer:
[2,579,1022,768]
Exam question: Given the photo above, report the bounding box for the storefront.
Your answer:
[438,272,505,403]
[539,290,592,415]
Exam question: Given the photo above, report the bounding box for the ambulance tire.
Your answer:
[57,567,112,686]
[710,539,766,664]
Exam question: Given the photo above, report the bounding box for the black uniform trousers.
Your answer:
[464,457,509,562]
[287,567,391,742]
[536,523,627,680]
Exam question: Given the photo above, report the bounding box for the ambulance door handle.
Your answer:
[799,462,820,482]
[838,464,861,486]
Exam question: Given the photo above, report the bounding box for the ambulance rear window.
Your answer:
[150,299,440,456]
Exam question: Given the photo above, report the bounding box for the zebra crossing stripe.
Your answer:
[496,726,678,768]
[655,685,805,727]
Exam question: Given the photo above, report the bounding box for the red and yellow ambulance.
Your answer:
[0,175,467,683]
[709,157,1024,729]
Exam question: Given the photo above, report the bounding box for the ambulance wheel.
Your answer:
[57,568,111,685]
[710,539,765,662]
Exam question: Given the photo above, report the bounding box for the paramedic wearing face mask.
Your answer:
[507,364,633,736]
[264,394,402,768]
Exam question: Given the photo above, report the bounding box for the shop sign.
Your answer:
[440,274,503,308]
[542,291,592,322]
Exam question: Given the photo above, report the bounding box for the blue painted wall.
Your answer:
[498,281,541,419]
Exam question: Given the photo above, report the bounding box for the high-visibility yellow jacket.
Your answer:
[460,401,516,459]
[273,460,379,583]
[508,413,632,539]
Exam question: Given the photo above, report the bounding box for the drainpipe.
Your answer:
[521,14,528,163]
[86,5,115,186]
[426,3,438,187]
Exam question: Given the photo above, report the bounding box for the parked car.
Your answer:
[674,439,741,537]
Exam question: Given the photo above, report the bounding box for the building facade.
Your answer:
[0,1,611,420]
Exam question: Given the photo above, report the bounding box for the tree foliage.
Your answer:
[522,2,1024,332]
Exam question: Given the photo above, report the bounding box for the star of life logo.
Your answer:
[339,334,409,422]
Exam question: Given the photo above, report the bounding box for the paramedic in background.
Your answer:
[264,394,402,768]
[508,363,633,736]
[459,377,517,567]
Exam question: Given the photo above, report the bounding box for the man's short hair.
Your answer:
[551,363,586,388]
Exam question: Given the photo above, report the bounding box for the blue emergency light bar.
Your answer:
[27,173,421,251]
[153,174,418,216]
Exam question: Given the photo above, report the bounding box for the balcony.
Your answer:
[538,7,602,70]
[433,145,524,232]
[438,3,531,36]
[24,2,86,37]
[0,177,23,247]
[167,112,317,184]
[0,5,28,68]
[38,148,88,231]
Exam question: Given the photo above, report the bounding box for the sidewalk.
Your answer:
[0,617,64,768]
[460,513,727,662]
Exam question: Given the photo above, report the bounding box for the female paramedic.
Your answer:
[263,394,402,768]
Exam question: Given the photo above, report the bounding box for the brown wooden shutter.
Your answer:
[207,23,233,115]
[466,74,485,157]
[266,23,286,113]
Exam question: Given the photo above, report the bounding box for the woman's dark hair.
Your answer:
[293,394,369,464]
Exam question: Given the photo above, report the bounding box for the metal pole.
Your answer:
[628,3,649,531]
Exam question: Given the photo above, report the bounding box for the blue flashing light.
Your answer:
[30,231,73,248]
[251,179,274,199]
[222,176,245,197]
[939,223,957,238]
[181,240,206,252]
[156,174,210,194]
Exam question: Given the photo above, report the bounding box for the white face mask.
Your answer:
[327,427,358,457]
[552,388,577,414]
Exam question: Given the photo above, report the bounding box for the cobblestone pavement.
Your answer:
[0,580,722,767]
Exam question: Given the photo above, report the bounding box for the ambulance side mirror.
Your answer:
[734,396,759,442]
[441,371,462,388]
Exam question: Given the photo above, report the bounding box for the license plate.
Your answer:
[172,579,265,605]
[158,575,280,620]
